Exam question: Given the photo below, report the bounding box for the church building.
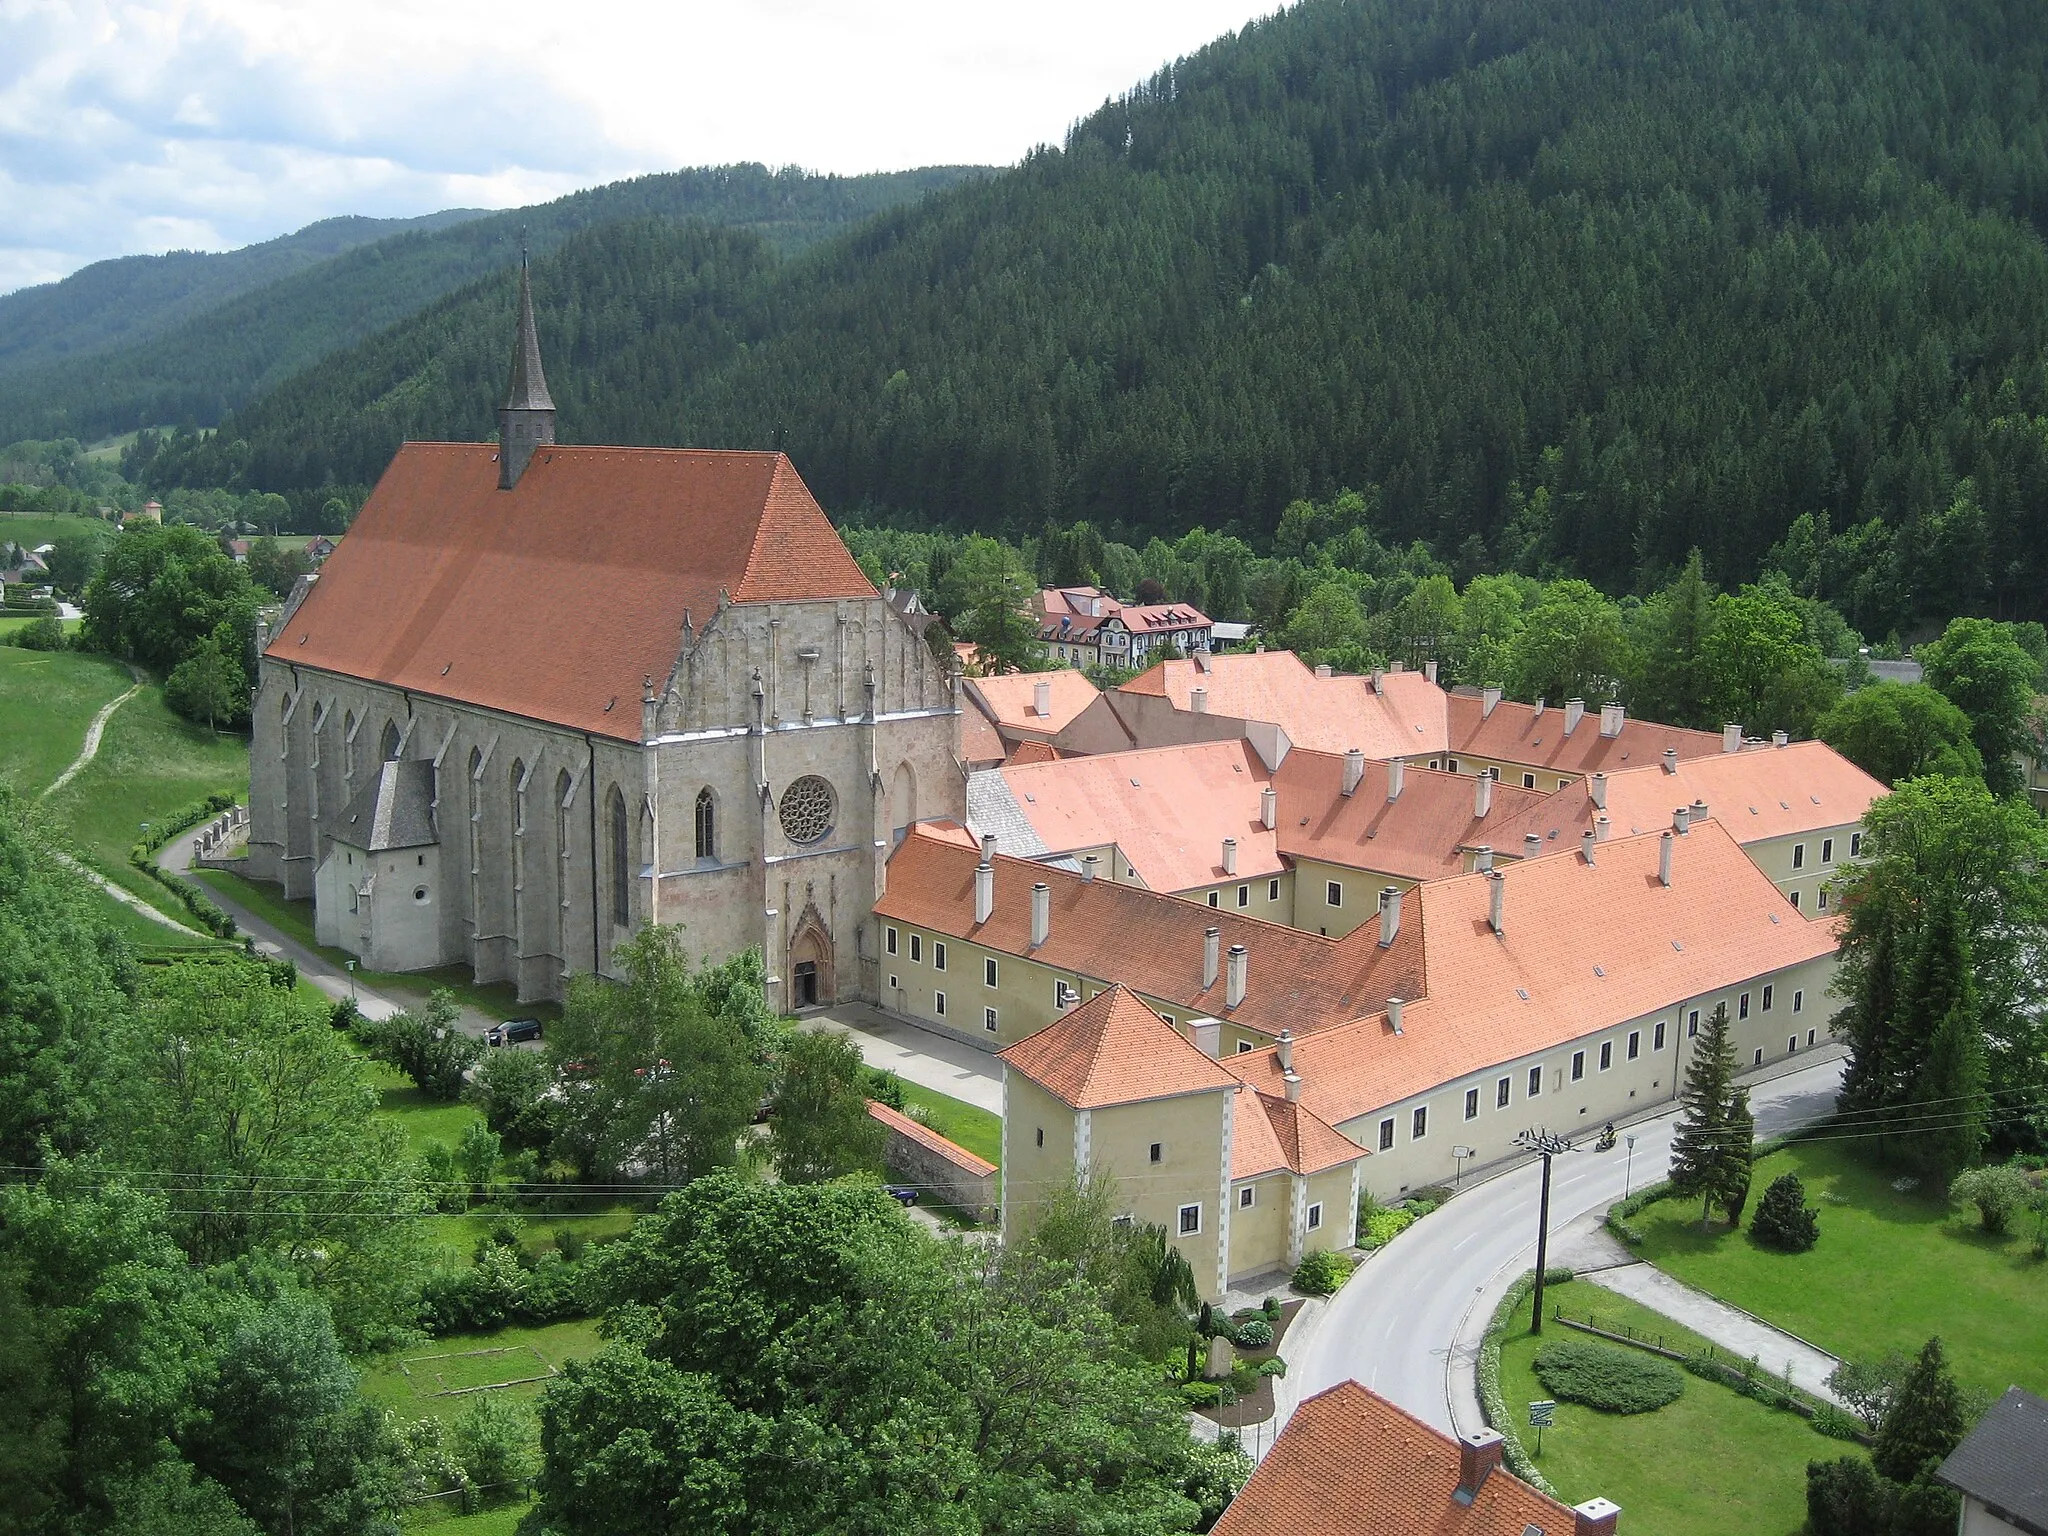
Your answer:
[245,257,962,1006]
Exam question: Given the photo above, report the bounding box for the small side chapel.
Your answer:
[245,256,962,1005]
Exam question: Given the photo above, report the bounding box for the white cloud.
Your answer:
[0,0,1281,294]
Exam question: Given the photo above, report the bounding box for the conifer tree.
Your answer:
[1835,902,1901,1114]
[1872,1337,1968,1485]
[1914,1002,1989,1181]
[1670,1003,1739,1228]
[1885,906,1986,1172]
[1717,1089,1755,1225]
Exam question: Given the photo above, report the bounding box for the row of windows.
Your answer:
[1172,1197,1325,1235]
[1423,756,1571,793]
[1205,877,1286,909]
[1788,832,1860,870]
[884,927,1005,989]
[1788,887,1831,912]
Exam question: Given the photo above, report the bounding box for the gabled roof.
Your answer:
[334,758,438,852]
[1274,752,1547,882]
[1000,985,1240,1109]
[866,1098,997,1178]
[1111,602,1211,633]
[1446,692,1725,777]
[1121,651,1448,758]
[964,669,1101,737]
[878,826,1423,1038]
[1227,819,1838,1125]
[1004,739,1065,766]
[267,445,873,740]
[1212,1381,1583,1536]
[1231,1090,1367,1179]
[1938,1387,2048,1535]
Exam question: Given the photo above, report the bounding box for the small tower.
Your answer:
[497,248,556,490]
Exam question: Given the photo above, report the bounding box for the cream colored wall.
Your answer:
[1960,1495,2027,1536]
[1739,826,1859,918]
[1090,1094,1231,1297]
[1337,952,1840,1198]
[1286,857,1412,938]
[1303,1166,1357,1253]
[1430,751,1578,793]
[1226,1171,1291,1282]
[1176,870,1295,921]
[1000,1071,1079,1246]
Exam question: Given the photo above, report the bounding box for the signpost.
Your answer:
[1452,1145,1475,1187]
[1529,1399,1556,1456]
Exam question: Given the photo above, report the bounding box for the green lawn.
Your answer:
[360,1317,604,1424]
[1500,1280,1846,1536]
[0,510,118,550]
[896,1080,1002,1167]
[1634,1140,2048,1397]
[0,643,133,792]
[403,1498,532,1534]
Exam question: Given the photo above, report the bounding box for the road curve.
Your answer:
[1279,1054,1847,1441]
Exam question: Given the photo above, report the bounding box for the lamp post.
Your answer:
[1514,1128,1573,1335]
[345,959,356,1001]
[1624,1134,1638,1199]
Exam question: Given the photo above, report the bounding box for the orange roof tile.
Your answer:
[999,985,1241,1109]
[878,827,1423,1038]
[1275,752,1549,881]
[959,699,1007,768]
[1004,739,1065,766]
[964,669,1101,736]
[1447,692,1725,778]
[1212,1381,1584,1536]
[1227,819,1839,1125]
[865,1098,997,1177]
[1231,1090,1367,1179]
[1120,651,1449,758]
[266,444,873,740]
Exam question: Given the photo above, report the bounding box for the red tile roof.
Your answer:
[866,1098,997,1177]
[1275,752,1549,882]
[964,669,1101,737]
[1231,1090,1367,1179]
[1212,1382,1584,1536]
[999,985,1241,1109]
[1122,651,1448,757]
[1447,692,1725,778]
[1005,739,1065,766]
[878,827,1423,1039]
[266,444,872,740]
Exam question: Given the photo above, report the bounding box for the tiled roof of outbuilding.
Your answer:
[964,669,1101,736]
[999,985,1240,1109]
[1231,1090,1366,1179]
[1122,651,1448,758]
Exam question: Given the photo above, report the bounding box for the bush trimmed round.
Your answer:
[1532,1338,1684,1414]
[1235,1318,1274,1348]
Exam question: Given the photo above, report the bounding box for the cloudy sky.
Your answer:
[0,0,1281,296]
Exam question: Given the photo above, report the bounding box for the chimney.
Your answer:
[1722,722,1742,753]
[1030,882,1050,947]
[1424,659,1439,684]
[974,858,995,924]
[1261,786,1277,829]
[1276,1028,1294,1071]
[1474,844,1494,872]
[1691,796,1709,822]
[1371,669,1385,696]
[1283,1070,1302,1103]
[1315,663,1333,679]
[1589,772,1608,810]
[1772,730,1789,748]
[1386,997,1405,1035]
[1222,837,1238,876]
[1659,830,1674,887]
[1034,680,1052,719]
[982,833,998,862]
[1663,746,1679,774]
[1673,805,1690,834]
[1342,748,1366,797]
[1082,853,1099,882]
[1203,926,1221,989]
[1378,886,1403,947]
[1581,830,1597,864]
[1572,1498,1622,1536]
[1595,813,1611,843]
[1600,702,1625,737]
[1226,944,1248,1008]
[1534,697,1547,718]
[1386,758,1405,800]
[1190,686,1208,713]
[1524,832,1542,859]
[1488,869,1506,935]
[1455,1429,1505,1503]
[1481,685,1503,718]
[1474,769,1494,817]
[1563,698,1585,736]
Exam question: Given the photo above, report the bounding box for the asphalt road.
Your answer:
[1282,1052,1848,1440]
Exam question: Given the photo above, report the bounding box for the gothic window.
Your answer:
[511,760,526,834]
[343,711,356,778]
[557,770,575,955]
[778,775,835,846]
[694,788,716,860]
[609,787,630,926]
[380,719,401,761]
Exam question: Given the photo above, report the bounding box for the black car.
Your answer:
[487,1018,544,1047]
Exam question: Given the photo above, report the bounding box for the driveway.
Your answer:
[802,1001,1003,1113]
[1279,1052,1847,1442]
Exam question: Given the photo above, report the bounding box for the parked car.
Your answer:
[487,1018,544,1047]
[883,1185,920,1207]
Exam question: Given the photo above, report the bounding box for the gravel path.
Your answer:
[43,663,142,798]
[1584,1262,1847,1404]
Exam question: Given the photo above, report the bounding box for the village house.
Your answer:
[1035,584,1214,670]
[1936,1386,2048,1536]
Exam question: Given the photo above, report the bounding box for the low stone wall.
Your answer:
[190,806,250,870]
[868,1099,997,1223]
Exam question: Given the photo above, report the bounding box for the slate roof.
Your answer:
[999,984,1242,1109]
[1938,1387,2048,1536]
[334,759,438,852]
[266,445,874,740]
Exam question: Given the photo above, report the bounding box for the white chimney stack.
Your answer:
[1488,869,1506,935]
[1524,832,1542,859]
[1386,758,1405,801]
[1315,662,1333,679]
[974,860,995,924]
[1261,786,1277,829]
[1673,805,1690,834]
[1030,882,1050,947]
[1378,886,1403,948]
[1659,830,1674,888]
[1342,748,1366,797]
[1772,730,1789,748]
[1082,853,1099,882]
[1190,686,1208,713]
[1034,679,1052,719]
[1692,797,1709,822]
[1203,926,1221,989]
[1564,698,1585,735]
[1581,830,1597,864]
[1226,944,1248,1008]
[1386,997,1405,1035]
[1722,722,1742,753]
[1371,669,1385,696]
[1222,837,1238,876]
[1534,697,1547,718]
[1663,746,1679,774]
[1283,1070,1302,1103]
[1595,813,1611,843]
[1475,844,1494,872]
[1600,702,1624,737]
[1424,659,1439,684]
[1481,685,1503,718]
[981,832,998,861]
[1589,772,1608,810]
[1275,1027,1294,1070]
[1474,768,1494,818]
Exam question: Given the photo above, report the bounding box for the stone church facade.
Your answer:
[245,259,961,1006]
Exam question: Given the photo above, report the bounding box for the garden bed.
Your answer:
[1197,1299,1305,1428]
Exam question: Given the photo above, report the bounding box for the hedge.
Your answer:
[129,793,240,938]
[1533,1338,1685,1413]
[1475,1268,1576,1499]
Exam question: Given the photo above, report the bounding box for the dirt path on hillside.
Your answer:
[43,663,143,798]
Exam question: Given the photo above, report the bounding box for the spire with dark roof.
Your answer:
[498,246,556,489]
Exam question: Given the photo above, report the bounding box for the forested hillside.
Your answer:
[0,164,982,445]
[185,0,2048,631]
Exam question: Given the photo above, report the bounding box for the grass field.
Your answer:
[360,1317,604,1423]
[0,510,119,550]
[896,1080,1002,1167]
[0,643,133,792]
[1634,1139,2048,1397]
[403,1502,531,1536]
[1500,1280,1846,1536]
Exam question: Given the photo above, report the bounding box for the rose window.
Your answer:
[778,776,835,845]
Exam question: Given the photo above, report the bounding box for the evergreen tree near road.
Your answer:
[1872,1337,1968,1488]
[1750,1172,1820,1252]
[1669,1004,1750,1228]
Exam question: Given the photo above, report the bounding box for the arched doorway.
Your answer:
[788,904,835,1010]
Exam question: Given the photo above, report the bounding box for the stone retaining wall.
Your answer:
[868,1099,997,1223]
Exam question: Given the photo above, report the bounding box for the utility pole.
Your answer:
[1515,1128,1573,1335]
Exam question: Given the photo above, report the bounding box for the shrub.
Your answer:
[8,614,65,650]
[1412,1185,1455,1206]
[1179,1381,1222,1408]
[1751,1172,1821,1252]
[553,1226,588,1263]
[1291,1249,1354,1296]
[1262,1295,1281,1319]
[1361,1207,1417,1249]
[1476,1271,1563,1498]
[1235,1318,1274,1348]
[1806,1456,1893,1536]
[1827,1352,1912,1428]
[329,995,361,1031]
[1811,1403,1866,1442]
[1950,1165,2032,1235]
[1257,1356,1287,1377]
[1227,1361,1263,1397]
[1532,1338,1685,1414]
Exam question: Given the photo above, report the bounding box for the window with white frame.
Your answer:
[1528,1066,1542,1097]
[1238,1186,1255,1209]
[1627,1030,1640,1060]
[1149,1142,1163,1164]
[1412,1105,1428,1139]
[1793,989,1804,1013]
[1522,772,1536,788]
[1464,1087,1480,1120]
[1497,1076,1511,1108]
[1378,1118,1395,1151]
[1208,891,1219,908]
[1306,1202,1323,1230]
[1792,843,1806,870]
[909,934,921,963]
[1327,880,1343,906]
[1238,885,1249,907]
[984,956,998,987]
[1654,1020,1666,1050]
[933,941,946,972]
[1268,878,1281,901]
[1599,1041,1613,1070]
[1739,992,1750,1019]
[934,991,946,1017]
[984,1007,998,1033]
[1850,832,1862,857]
[1818,887,1830,911]
[1762,984,1774,1011]
[1572,1051,1586,1081]
[1178,1203,1201,1235]
[886,926,898,955]
[1821,837,1834,863]
[1790,889,1802,909]
[1236,1041,1253,1054]
[1688,1008,1700,1037]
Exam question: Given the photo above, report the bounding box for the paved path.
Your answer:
[1279,1051,1848,1447]
[43,663,142,798]
[1583,1263,1845,1404]
[804,1001,1003,1113]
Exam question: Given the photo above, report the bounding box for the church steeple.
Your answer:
[498,246,556,490]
